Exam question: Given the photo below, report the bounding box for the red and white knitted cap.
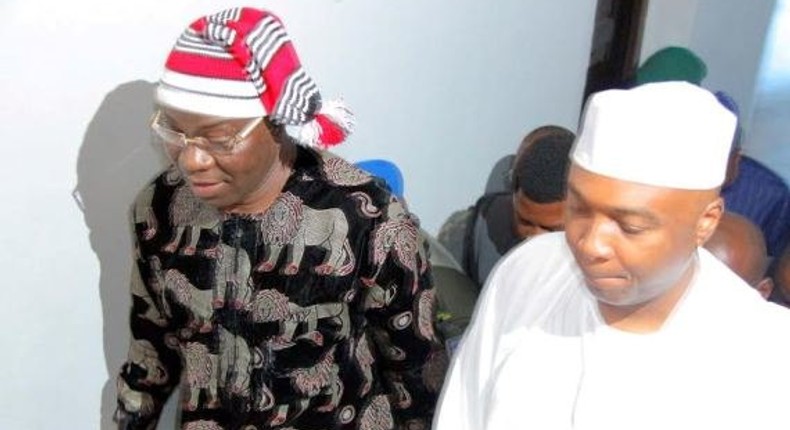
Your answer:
[156,7,354,148]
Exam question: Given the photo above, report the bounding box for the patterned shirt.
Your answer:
[116,147,447,430]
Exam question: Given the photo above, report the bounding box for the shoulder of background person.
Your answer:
[738,155,789,191]
[437,207,474,266]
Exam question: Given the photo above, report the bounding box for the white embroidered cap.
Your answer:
[571,81,737,190]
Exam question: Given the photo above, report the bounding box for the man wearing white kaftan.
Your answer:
[434,82,790,430]
[436,232,790,429]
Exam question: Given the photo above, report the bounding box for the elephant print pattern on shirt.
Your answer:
[182,342,220,411]
[288,347,343,411]
[130,259,168,327]
[133,166,181,245]
[414,289,439,342]
[246,289,350,349]
[182,420,223,430]
[256,192,355,276]
[213,244,253,310]
[322,155,375,187]
[354,335,376,397]
[217,326,253,397]
[165,184,221,256]
[133,181,159,241]
[164,269,215,335]
[358,395,395,430]
[116,377,155,416]
[363,197,428,293]
[117,146,446,430]
[127,339,169,386]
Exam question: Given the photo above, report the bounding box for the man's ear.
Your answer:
[756,278,774,300]
[696,197,724,247]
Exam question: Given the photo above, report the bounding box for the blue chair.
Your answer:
[353,159,405,199]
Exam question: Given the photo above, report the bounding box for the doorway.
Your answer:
[583,0,649,102]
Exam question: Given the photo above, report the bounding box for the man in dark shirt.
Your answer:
[438,126,575,288]
[716,90,790,257]
[115,7,445,429]
[721,155,790,257]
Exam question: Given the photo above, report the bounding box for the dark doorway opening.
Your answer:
[583,0,649,102]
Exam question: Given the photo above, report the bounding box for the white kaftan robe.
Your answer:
[435,232,790,430]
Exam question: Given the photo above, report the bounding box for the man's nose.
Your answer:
[575,219,615,263]
[178,142,214,174]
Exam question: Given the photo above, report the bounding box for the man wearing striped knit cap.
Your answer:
[116,7,446,430]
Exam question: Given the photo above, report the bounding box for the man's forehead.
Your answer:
[161,107,252,129]
[567,165,672,220]
[567,163,664,192]
[514,191,565,213]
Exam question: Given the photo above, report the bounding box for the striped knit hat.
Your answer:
[156,7,354,148]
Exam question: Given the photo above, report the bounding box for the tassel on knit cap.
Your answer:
[155,7,354,148]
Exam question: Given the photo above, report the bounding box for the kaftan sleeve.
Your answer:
[114,212,183,429]
[360,199,448,429]
[433,254,509,430]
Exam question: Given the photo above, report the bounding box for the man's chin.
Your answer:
[191,192,232,212]
[189,182,226,200]
[584,282,638,307]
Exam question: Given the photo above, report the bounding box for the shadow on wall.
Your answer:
[74,80,173,429]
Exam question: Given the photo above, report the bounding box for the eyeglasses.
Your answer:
[149,110,264,159]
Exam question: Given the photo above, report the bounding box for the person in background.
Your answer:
[631,50,789,257]
[770,244,790,307]
[715,90,790,257]
[435,82,790,430]
[115,7,445,429]
[703,211,773,298]
[633,46,707,86]
[438,126,575,288]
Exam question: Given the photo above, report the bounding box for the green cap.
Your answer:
[635,46,707,86]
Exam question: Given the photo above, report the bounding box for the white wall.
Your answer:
[640,0,777,144]
[751,0,790,183]
[0,1,596,428]
[640,0,700,57]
